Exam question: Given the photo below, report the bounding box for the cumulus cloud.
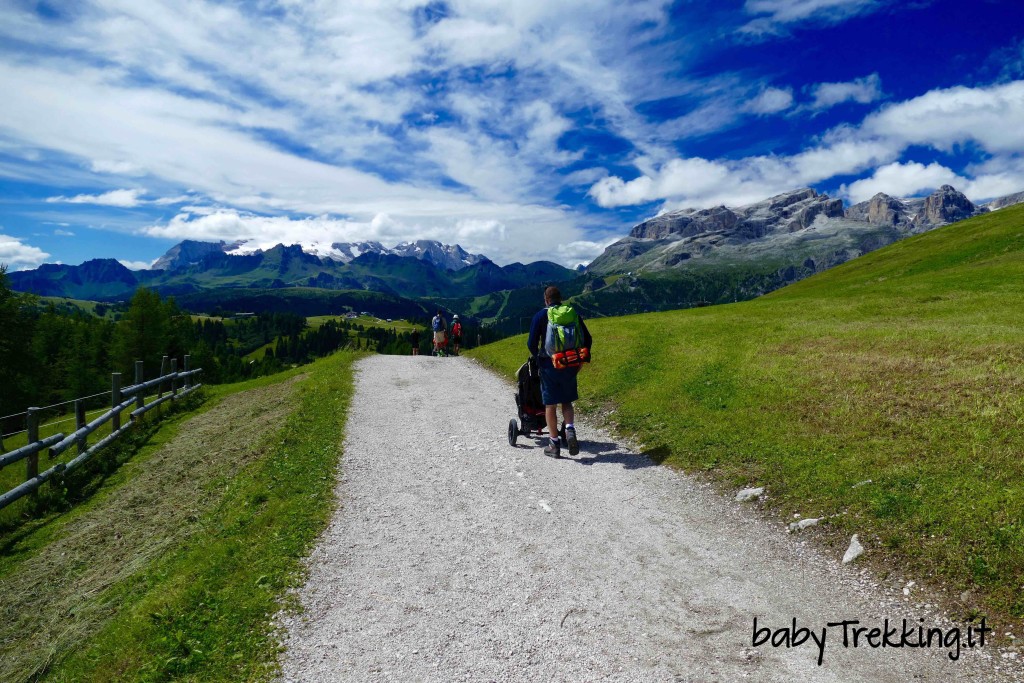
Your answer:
[118,259,155,271]
[863,80,1024,153]
[46,188,145,207]
[0,234,50,270]
[555,238,622,267]
[589,138,895,209]
[139,208,585,266]
[809,73,883,110]
[591,79,1024,210]
[842,160,1024,204]
[744,87,794,114]
[842,162,962,203]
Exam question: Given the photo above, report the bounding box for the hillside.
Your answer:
[0,352,359,681]
[573,186,1024,319]
[470,202,1024,623]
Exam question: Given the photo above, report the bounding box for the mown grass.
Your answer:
[469,203,1024,624]
[0,387,200,529]
[0,351,359,682]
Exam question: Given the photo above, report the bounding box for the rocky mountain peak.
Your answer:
[985,190,1024,211]
[915,185,978,226]
[845,192,908,226]
[153,239,236,271]
[628,188,845,243]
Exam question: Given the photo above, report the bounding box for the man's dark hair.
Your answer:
[544,286,562,304]
[436,308,442,314]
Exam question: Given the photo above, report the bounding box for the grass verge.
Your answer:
[0,351,360,682]
[469,204,1024,627]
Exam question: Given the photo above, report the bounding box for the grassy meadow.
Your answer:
[307,313,423,332]
[469,203,1024,623]
[0,350,361,682]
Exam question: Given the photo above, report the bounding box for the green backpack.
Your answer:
[544,304,588,368]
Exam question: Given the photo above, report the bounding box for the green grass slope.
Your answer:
[0,351,361,682]
[469,203,1024,623]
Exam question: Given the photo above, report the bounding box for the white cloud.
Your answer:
[842,162,962,203]
[842,160,1024,204]
[54,229,75,236]
[591,79,1024,210]
[0,234,50,270]
[0,0,696,238]
[864,80,1024,153]
[46,188,145,207]
[3,1,1023,259]
[118,259,155,271]
[555,238,622,267]
[809,73,883,110]
[90,159,145,176]
[744,87,794,114]
[563,167,608,187]
[741,0,882,34]
[139,208,588,267]
[589,138,896,209]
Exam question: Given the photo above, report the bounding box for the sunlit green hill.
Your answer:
[471,203,1024,622]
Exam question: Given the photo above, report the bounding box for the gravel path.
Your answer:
[280,355,1020,682]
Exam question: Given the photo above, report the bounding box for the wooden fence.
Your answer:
[0,355,202,512]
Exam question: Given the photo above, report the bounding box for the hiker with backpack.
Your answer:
[526,286,592,457]
[431,309,448,356]
[450,315,463,356]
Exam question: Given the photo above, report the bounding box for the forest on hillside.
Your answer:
[0,268,426,433]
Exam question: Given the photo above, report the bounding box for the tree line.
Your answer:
[0,272,364,430]
[0,267,510,433]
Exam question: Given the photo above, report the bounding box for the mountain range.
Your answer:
[152,239,487,273]
[565,184,1023,319]
[10,239,573,303]
[9,185,1023,325]
[588,185,997,276]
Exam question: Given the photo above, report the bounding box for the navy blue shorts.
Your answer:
[539,365,579,405]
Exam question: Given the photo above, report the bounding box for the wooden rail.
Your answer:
[0,355,202,512]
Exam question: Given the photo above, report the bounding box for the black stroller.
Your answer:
[508,356,566,447]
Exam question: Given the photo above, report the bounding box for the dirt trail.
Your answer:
[280,355,1020,682]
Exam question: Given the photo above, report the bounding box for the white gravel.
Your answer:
[279,355,1021,682]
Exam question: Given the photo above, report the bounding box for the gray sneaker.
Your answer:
[566,426,579,456]
[543,437,560,458]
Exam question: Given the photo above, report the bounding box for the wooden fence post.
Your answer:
[184,355,191,390]
[26,408,39,485]
[158,356,168,415]
[134,361,145,415]
[111,373,122,431]
[75,399,86,455]
[170,359,178,397]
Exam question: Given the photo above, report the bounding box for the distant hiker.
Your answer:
[451,315,463,356]
[410,328,421,355]
[431,309,448,356]
[527,286,592,457]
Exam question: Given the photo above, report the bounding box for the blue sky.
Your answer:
[1,0,1023,270]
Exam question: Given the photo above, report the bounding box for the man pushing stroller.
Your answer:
[526,286,592,457]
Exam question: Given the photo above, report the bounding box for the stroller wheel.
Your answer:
[508,419,518,447]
